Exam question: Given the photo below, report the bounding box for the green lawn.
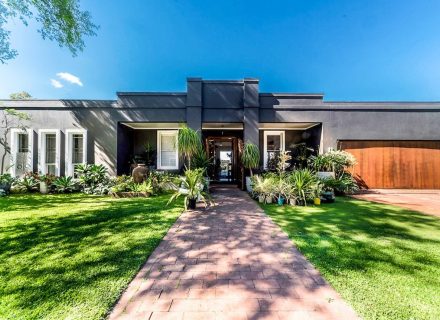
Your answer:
[261,197,440,320]
[0,193,183,320]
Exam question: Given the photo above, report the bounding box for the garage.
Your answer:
[338,140,440,189]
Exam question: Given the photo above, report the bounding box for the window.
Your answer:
[66,129,87,176]
[45,134,57,175]
[38,130,60,175]
[10,129,33,176]
[263,131,285,169]
[157,130,178,169]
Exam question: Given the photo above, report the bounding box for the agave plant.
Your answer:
[168,168,210,210]
[15,175,39,192]
[177,125,201,169]
[52,176,76,193]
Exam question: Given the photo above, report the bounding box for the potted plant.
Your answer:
[241,142,260,192]
[38,173,56,194]
[168,168,210,210]
[308,153,335,179]
[251,175,268,203]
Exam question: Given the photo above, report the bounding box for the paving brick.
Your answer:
[107,187,358,320]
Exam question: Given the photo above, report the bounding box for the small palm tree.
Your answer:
[177,125,201,169]
[242,142,260,176]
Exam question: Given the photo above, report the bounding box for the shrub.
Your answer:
[14,175,39,193]
[287,168,319,205]
[75,164,112,195]
[0,173,14,196]
[320,172,359,195]
[53,176,77,193]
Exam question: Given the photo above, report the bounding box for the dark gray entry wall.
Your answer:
[2,77,440,176]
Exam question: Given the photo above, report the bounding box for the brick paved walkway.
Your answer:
[109,187,359,320]
[353,189,440,218]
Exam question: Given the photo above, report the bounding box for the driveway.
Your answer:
[109,187,358,320]
[352,189,440,217]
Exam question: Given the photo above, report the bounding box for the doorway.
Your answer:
[205,136,241,184]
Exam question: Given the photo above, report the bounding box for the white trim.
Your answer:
[9,128,33,177]
[157,130,179,170]
[65,129,87,176]
[263,130,285,169]
[38,129,61,175]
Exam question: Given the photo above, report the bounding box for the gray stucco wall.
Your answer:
[2,78,440,177]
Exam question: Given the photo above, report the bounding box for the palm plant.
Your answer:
[168,168,210,209]
[192,143,211,174]
[177,125,200,169]
[242,142,260,176]
[15,175,39,192]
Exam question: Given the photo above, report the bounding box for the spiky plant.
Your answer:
[177,125,200,169]
[241,142,260,176]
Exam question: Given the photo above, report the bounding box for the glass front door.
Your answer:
[206,137,240,183]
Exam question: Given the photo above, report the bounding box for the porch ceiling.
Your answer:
[202,123,244,130]
[121,122,182,129]
[258,122,319,130]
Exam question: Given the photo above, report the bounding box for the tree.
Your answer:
[9,91,32,100]
[0,108,31,174]
[0,0,98,63]
[177,125,201,170]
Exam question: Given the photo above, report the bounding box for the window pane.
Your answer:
[267,135,281,151]
[72,134,84,164]
[45,134,56,164]
[18,133,29,153]
[47,164,56,175]
[160,134,177,167]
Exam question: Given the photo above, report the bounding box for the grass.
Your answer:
[0,193,183,320]
[261,197,440,320]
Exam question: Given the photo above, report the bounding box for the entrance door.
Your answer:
[206,137,241,183]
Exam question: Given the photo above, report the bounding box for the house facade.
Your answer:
[1,77,440,188]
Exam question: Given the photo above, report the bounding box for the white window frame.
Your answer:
[38,129,61,175]
[263,130,285,169]
[157,130,179,170]
[65,129,87,176]
[10,128,33,177]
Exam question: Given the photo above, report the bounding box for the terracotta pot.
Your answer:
[132,164,149,183]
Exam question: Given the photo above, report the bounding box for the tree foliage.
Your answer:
[0,108,31,174]
[0,0,98,63]
[9,91,32,100]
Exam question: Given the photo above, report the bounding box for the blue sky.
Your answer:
[1,0,440,101]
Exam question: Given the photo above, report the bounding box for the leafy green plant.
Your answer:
[53,176,76,193]
[177,125,201,169]
[287,168,319,206]
[192,143,211,174]
[308,153,334,172]
[0,173,14,195]
[242,142,260,176]
[321,172,359,195]
[131,180,153,194]
[168,168,210,209]
[74,164,111,195]
[14,175,39,192]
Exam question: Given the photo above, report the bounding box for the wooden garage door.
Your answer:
[339,140,440,189]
